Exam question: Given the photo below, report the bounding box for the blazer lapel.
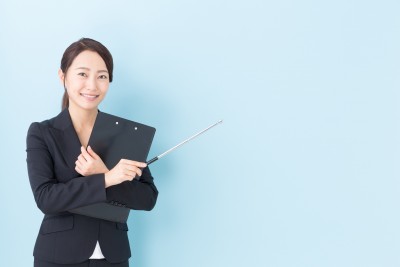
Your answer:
[49,109,82,170]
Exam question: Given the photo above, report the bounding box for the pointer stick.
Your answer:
[146,120,223,165]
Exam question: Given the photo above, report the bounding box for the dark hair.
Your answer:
[60,38,113,110]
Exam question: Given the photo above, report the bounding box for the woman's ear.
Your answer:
[58,69,65,86]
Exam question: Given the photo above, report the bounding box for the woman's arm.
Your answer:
[105,167,158,211]
[74,147,158,211]
[26,122,107,214]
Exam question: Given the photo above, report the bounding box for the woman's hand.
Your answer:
[75,146,109,176]
[104,159,147,188]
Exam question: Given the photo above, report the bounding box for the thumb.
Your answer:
[87,146,99,159]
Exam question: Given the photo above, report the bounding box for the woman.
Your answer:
[26,38,158,267]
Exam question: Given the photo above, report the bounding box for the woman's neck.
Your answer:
[68,105,98,133]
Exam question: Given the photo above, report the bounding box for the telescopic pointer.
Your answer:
[146,120,223,165]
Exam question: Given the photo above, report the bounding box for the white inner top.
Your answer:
[89,241,105,259]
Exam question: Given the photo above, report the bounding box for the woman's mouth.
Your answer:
[80,93,99,101]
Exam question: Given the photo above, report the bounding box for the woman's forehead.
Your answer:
[70,50,107,70]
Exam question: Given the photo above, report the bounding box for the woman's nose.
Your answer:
[85,76,97,90]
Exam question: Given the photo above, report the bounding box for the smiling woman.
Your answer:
[59,39,114,111]
[59,50,110,115]
[26,38,158,267]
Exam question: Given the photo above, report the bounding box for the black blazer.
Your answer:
[26,109,158,264]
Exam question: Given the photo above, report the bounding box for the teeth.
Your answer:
[81,94,97,99]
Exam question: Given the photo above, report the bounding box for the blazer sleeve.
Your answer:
[26,122,107,215]
[106,166,158,211]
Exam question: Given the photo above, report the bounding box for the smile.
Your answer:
[80,93,99,100]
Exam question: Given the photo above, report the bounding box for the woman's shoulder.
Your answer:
[28,117,54,134]
[26,110,67,148]
[27,119,53,139]
[29,109,68,130]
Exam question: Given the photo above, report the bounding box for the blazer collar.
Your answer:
[52,108,75,130]
[49,108,83,170]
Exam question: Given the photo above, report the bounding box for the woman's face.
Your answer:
[59,50,110,111]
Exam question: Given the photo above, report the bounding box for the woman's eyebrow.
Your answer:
[75,67,108,73]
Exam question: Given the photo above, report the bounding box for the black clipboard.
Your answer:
[69,111,156,223]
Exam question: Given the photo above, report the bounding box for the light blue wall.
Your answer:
[1,0,399,266]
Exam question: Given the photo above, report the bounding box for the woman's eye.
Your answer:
[99,75,108,79]
[78,73,87,77]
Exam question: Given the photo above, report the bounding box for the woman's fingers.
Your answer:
[74,146,109,176]
[80,146,92,161]
[120,159,147,168]
[116,164,141,178]
[124,165,142,177]
[75,159,83,169]
[75,164,84,175]
[122,160,146,176]
[112,160,146,181]
[87,146,99,160]
[75,159,90,176]
[77,154,86,163]
[104,159,147,187]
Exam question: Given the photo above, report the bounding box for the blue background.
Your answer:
[1,0,399,266]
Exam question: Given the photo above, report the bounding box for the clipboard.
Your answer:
[69,111,156,223]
